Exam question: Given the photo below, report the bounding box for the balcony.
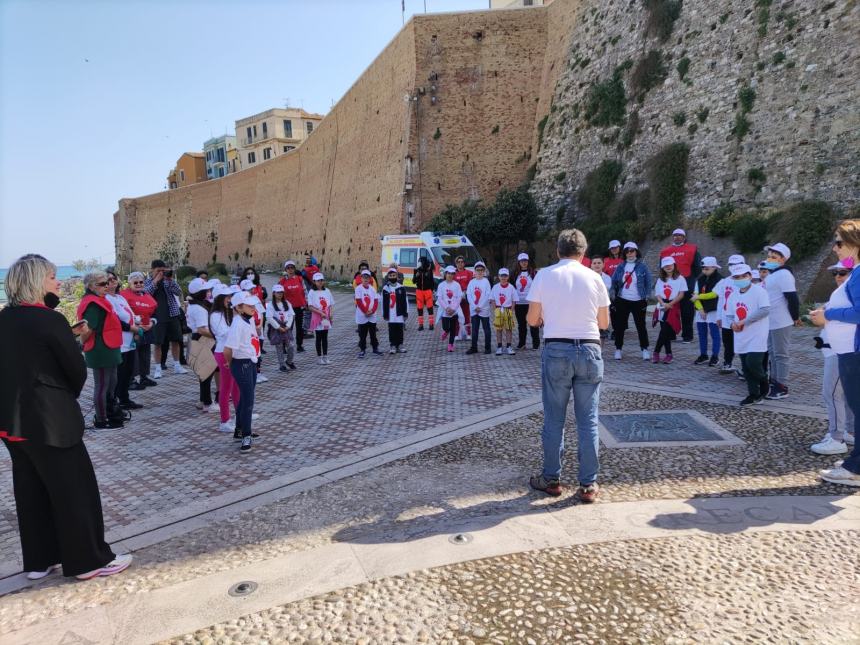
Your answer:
[241,132,303,147]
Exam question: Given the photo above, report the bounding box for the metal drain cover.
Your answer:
[448,532,473,545]
[228,580,258,597]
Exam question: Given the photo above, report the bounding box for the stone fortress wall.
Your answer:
[115,0,858,284]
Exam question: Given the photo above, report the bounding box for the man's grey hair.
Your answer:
[5,254,57,307]
[557,229,588,258]
[83,270,109,291]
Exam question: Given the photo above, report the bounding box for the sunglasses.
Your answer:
[131,281,144,285]
[832,239,844,248]
[95,281,109,287]
[831,270,851,277]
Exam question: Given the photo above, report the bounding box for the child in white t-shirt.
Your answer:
[354,269,382,358]
[224,292,262,453]
[724,264,771,405]
[382,267,409,353]
[436,266,463,352]
[307,273,334,364]
[266,285,296,372]
[491,268,517,355]
[652,257,687,364]
[465,262,492,355]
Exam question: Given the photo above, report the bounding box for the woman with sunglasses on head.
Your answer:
[811,220,860,487]
[104,270,143,412]
[77,270,124,429]
[121,272,157,390]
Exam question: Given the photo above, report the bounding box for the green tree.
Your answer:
[472,187,540,266]
[71,258,102,273]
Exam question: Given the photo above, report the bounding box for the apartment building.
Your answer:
[167,152,207,189]
[234,107,324,168]
[203,135,238,179]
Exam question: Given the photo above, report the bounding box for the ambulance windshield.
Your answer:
[431,246,483,268]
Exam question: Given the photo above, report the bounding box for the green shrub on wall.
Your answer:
[645,143,690,237]
[630,50,668,101]
[644,0,683,42]
[704,203,738,237]
[577,159,623,220]
[769,200,835,260]
[731,211,770,252]
[584,72,627,127]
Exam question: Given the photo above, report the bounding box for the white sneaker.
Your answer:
[819,466,860,487]
[323,357,330,365]
[256,374,269,383]
[318,357,325,365]
[153,365,162,379]
[846,434,855,446]
[76,553,132,580]
[495,347,503,355]
[202,404,213,413]
[389,347,396,354]
[218,421,234,433]
[27,564,61,580]
[810,435,848,455]
[614,350,622,360]
[506,347,516,355]
[174,365,188,375]
[641,349,650,361]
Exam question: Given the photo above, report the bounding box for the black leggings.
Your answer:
[135,342,151,379]
[721,327,734,365]
[654,321,675,355]
[614,298,649,350]
[293,307,305,350]
[315,329,329,356]
[116,350,135,404]
[199,374,213,406]
[514,303,540,349]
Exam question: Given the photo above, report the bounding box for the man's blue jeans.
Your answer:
[838,352,860,474]
[540,341,603,485]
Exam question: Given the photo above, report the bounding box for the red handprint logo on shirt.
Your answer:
[723,286,733,310]
[473,287,482,306]
[519,276,527,292]
[662,283,673,300]
[735,302,748,321]
[624,270,633,289]
[446,289,453,301]
[320,298,329,315]
[363,294,371,310]
[251,336,261,357]
[499,293,506,306]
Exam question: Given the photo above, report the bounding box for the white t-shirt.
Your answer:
[209,311,232,352]
[823,283,856,355]
[225,316,260,363]
[715,277,736,329]
[619,262,640,301]
[266,301,295,330]
[466,277,492,316]
[354,284,379,324]
[527,259,610,340]
[655,276,687,305]
[436,280,463,317]
[382,284,408,324]
[764,267,796,329]
[726,285,770,353]
[514,271,533,303]
[308,289,334,330]
[186,303,209,333]
[106,293,136,353]
[596,271,612,295]
[491,282,516,308]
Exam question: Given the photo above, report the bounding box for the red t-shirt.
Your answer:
[604,256,623,276]
[581,256,592,268]
[121,289,157,325]
[278,276,307,308]
[453,269,473,292]
[660,243,698,278]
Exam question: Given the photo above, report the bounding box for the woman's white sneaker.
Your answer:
[27,563,61,580]
[152,365,162,379]
[218,421,234,433]
[641,349,651,361]
[810,435,848,455]
[819,466,860,487]
[76,553,133,580]
[614,350,622,360]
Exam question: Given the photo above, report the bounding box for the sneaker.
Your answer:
[195,401,205,410]
[256,374,269,383]
[736,369,746,381]
[418,324,424,331]
[810,435,848,455]
[128,381,145,391]
[681,338,694,344]
[174,365,188,375]
[389,347,396,354]
[279,365,288,372]
[441,331,448,341]
[484,349,492,354]
[614,349,622,360]
[465,348,478,355]
[651,352,660,364]
[641,349,650,361]
[286,362,297,370]
[396,347,407,353]
[529,475,562,497]
[358,351,366,358]
[153,365,162,379]
[819,466,860,487]
[323,357,330,365]
[447,344,454,352]
[201,404,213,413]
[495,347,503,355]
[240,437,252,453]
[318,357,325,365]
[765,384,788,400]
[93,418,124,429]
[719,363,734,374]
[662,354,673,364]
[708,355,720,367]
[372,349,384,355]
[218,421,234,433]
[846,434,855,446]
[251,413,260,420]
[429,324,434,331]
[141,376,158,387]
[506,347,516,355]
[27,564,61,580]
[575,483,599,504]
[693,354,709,365]
[296,346,305,353]
[119,400,143,410]
[517,343,526,350]
[76,554,132,580]
[740,395,763,406]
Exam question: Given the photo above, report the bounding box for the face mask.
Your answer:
[43,292,60,309]
[388,277,398,283]
[733,278,751,289]
[762,261,780,271]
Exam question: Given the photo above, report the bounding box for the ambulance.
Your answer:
[379,232,484,291]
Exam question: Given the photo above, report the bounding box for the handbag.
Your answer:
[188,336,218,381]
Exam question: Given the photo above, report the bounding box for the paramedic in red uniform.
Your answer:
[453,256,474,336]
[659,228,702,343]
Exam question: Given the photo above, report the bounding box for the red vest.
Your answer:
[76,295,122,351]
[660,243,698,278]
[120,289,157,324]
[278,276,307,308]
[604,256,623,276]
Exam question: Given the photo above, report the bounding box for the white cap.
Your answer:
[702,256,721,268]
[474,261,486,268]
[660,257,675,268]
[623,241,638,250]
[246,295,261,307]
[360,269,372,276]
[517,252,529,261]
[608,240,621,249]
[312,272,325,281]
[828,257,856,271]
[751,270,761,279]
[229,284,241,294]
[730,263,752,277]
[284,259,297,268]
[764,242,791,260]
[240,279,255,291]
[444,265,456,273]
[188,277,219,294]
[212,284,232,298]
[672,228,686,237]
[231,292,250,308]
[386,266,398,275]
[272,284,285,293]
[728,254,745,265]
[499,268,510,276]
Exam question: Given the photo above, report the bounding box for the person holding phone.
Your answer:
[144,259,186,378]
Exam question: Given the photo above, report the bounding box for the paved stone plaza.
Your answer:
[1,289,858,643]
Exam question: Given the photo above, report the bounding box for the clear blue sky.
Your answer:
[0,0,489,268]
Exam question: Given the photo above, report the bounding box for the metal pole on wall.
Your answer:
[402,0,405,24]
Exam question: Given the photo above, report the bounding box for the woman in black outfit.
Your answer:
[0,254,132,581]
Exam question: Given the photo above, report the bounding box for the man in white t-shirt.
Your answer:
[526,229,610,503]
[761,242,800,399]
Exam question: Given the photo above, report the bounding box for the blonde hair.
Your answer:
[836,219,860,252]
[5,254,57,307]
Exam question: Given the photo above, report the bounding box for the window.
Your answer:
[263,147,272,160]
[283,145,295,153]
[306,121,314,135]
[431,246,482,267]
[399,248,418,267]
[217,147,225,162]
[252,125,257,137]
[262,122,268,138]
[218,167,225,177]
[179,169,185,181]
[283,119,292,138]
[246,126,252,141]
[248,151,256,164]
